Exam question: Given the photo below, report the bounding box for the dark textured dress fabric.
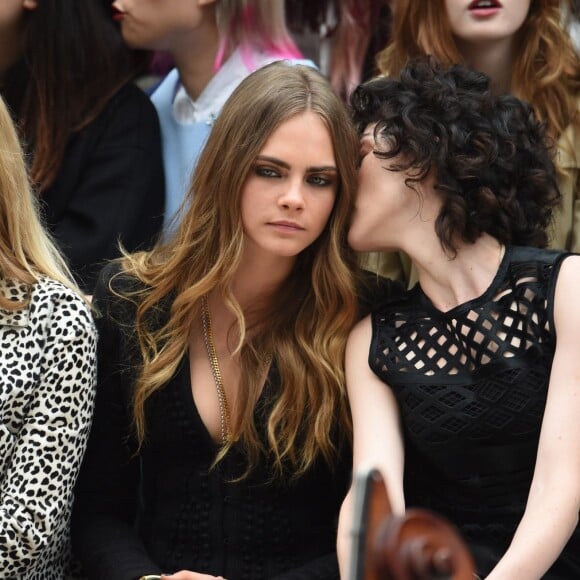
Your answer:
[71,263,352,580]
[369,246,580,578]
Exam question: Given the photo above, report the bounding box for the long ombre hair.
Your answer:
[377,0,580,146]
[117,62,359,477]
[0,96,80,308]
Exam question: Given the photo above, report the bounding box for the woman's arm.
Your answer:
[0,288,97,575]
[337,315,405,578]
[486,255,580,579]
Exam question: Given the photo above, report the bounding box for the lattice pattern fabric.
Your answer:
[369,245,580,578]
[372,247,560,445]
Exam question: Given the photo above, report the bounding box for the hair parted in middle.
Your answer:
[351,56,561,253]
[117,61,360,477]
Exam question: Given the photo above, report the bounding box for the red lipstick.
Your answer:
[112,6,125,21]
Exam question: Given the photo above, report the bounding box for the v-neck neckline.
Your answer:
[178,353,276,450]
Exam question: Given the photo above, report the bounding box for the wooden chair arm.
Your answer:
[348,468,475,580]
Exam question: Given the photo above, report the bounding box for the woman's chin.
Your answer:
[348,232,376,253]
[347,231,362,251]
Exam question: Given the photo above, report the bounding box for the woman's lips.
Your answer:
[467,0,502,17]
[112,6,125,21]
[268,221,305,232]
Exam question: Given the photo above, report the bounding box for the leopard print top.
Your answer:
[0,276,97,579]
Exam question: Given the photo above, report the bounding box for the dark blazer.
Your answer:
[41,82,165,294]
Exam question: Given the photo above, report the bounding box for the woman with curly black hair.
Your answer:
[366,0,580,286]
[338,57,580,579]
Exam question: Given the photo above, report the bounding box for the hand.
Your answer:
[161,572,226,580]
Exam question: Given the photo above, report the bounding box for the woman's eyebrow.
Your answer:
[256,155,337,173]
[306,166,337,173]
[255,155,289,169]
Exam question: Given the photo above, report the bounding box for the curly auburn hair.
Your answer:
[376,0,579,147]
[351,57,561,252]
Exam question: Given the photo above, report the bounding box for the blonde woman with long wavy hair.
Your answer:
[366,0,580,283]
[71,62,372,580]
[0,95,96,578]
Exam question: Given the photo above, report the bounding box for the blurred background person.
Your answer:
[367,0,580,284]
[112,0,313,236]
[285,0,394,100]
[0,0,165,295]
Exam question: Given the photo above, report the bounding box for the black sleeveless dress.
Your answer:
[369,246,580,578]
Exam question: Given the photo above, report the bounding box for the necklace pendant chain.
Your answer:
[201,296,231,446]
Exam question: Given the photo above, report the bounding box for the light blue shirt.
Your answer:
[151,49,315,237]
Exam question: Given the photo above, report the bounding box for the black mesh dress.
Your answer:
[369,246,580,578]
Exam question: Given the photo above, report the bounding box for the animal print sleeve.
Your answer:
[0,285,97,578]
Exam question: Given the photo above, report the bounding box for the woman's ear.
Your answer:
[23,0,38,10]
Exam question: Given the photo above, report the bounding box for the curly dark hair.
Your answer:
[350,56,561,252]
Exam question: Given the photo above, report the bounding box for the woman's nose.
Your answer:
[278,179,305,209]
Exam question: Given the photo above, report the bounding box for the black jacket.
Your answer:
[41,83,165,293]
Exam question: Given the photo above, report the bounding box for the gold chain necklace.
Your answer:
[200,296,231,445]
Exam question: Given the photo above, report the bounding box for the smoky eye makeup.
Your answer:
[253,164,280,178]
[306,171,337,188]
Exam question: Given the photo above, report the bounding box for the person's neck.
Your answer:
[230,251,296,314]
[455,36,516,94]
[406,233,505,313]
[202,251,295,349]
[170,18,221,101]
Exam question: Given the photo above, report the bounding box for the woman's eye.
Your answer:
[308,175,333,187]
[255,166,280,178]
